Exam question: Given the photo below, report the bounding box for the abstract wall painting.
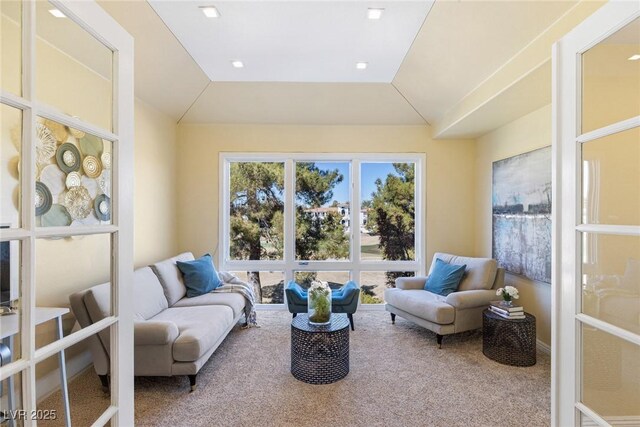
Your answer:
[492,147,552,283]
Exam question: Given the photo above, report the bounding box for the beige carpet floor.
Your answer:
[40,311,550,427]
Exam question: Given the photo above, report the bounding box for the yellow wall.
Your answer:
[475,104,553,346]
[176,124,476,269]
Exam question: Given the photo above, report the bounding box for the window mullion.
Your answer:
[352,159,360,264]
[284,159,295,296]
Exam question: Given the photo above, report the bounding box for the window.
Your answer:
[221,154,425,305]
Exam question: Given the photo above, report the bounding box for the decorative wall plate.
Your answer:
[79,134,103,157]
[43,119,69,142]
[41,204,72,227]
[82,155,102,178]
[69,127,85,139]
[40,164,66,196]
[97,170,110,197]
[55,143,81,173]
[64,186,92,220]
[36,124,57,166]
[101,152,111,170]
[35,181,52,216]
[81,176,99,199]
[94,194,111,221]
[65,171,81,189]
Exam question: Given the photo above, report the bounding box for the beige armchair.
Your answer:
[385,253,505,347]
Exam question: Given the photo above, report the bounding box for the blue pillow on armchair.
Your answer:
[176,254,222,297]
[425,258,466,296]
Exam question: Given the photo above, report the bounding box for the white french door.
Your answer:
[553,1,640,426]
[0,1,133,425]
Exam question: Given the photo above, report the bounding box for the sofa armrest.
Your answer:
[395,277,427,290]
[134,321,179,346]
[446,289,496,310]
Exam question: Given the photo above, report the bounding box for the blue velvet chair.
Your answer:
[285,281,360,331]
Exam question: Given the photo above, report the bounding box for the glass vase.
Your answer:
[308,282,332,325]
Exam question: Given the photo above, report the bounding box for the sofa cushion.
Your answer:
[425,259,466,296]
[151,306,234,362]
[431,253,498,291]
[172,292,246,318]
[384,288,455,324]
[151,252,195,306]
[84,282,111,324]
[177,254,222,298]
[133,267,169,320]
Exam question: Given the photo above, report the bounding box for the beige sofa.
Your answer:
[385,253,505,348]
[69,252,247,392]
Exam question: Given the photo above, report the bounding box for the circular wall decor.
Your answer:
[43,119,69,142]
[64,186,92,220]
[94,194,111,221]
[41,204,72,227]
[101,152,112,170]
[79,134,103,157]
[82,155,102,178]
[55,143,82,173]
[36,124,57,166]
[65,171,82,189]
[35,181,53,216]
[97,170,110,197]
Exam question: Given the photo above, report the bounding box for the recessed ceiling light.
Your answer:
[231,60,244,68]
[356,62,368,70]
[367,8,384,20]
[48,9,66,18]
[628,54,640,61]
[199,6,220,18]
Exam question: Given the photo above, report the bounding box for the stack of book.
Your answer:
[489,301,525,319]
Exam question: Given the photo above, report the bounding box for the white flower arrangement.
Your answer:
[496,285,519,302]
[309,280,330,296]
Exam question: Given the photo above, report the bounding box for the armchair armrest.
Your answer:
[446,289,496,310]
[395,276,427,290]
[134,320,179,346]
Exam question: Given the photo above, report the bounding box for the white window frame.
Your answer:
[219,153,426,309]
[553,2,640,426]
[0,1,134,425]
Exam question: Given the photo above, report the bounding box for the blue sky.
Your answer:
[310,162,402,207]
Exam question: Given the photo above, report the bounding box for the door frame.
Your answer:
[552,1,640,426]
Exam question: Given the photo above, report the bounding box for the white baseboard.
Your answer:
[536,339,551,355]
[581,415,640,426]
[36,350,93,403]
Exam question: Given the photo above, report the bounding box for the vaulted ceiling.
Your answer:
[97,0,600,138]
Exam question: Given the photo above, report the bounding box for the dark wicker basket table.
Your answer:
[482,309,536,367]
[291,313,350,384]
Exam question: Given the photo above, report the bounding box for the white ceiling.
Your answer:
[147,0,434,83]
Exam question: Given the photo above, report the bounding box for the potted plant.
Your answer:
[496,285,519,307]
[308,281,332,325]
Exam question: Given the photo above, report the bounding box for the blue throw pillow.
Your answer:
[176,254,222,298]
[425,258,466,296]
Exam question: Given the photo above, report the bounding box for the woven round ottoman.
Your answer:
[482,309,536,367]
[290,313,350,384]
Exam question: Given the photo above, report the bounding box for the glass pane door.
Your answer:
[577,15,640,425]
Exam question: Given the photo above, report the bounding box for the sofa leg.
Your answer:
[347,313,355,331]
[436,334,443,349]
[292,313,297,318]
[98,374,109,393]
[188,374,197,392]
[390,313,396,324]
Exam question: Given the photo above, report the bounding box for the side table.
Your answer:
[291,313,350,384]
[482,309,536,367]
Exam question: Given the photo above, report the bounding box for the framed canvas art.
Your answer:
[492,147,552,283]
